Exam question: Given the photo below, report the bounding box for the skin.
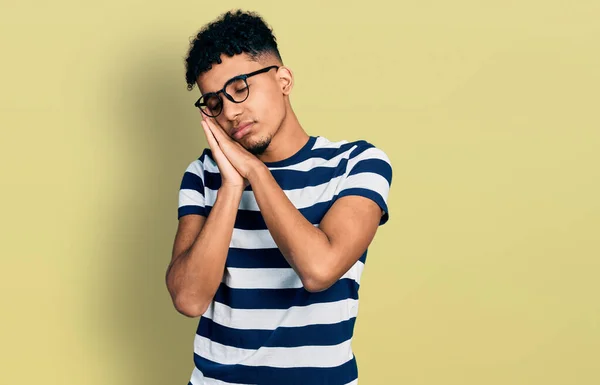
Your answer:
[166,52,383,317]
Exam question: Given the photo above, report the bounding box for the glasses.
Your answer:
[194,65,279,118]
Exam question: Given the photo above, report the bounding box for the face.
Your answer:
[196,53,293,155]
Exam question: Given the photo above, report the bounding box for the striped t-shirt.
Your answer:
[177,135,392,385]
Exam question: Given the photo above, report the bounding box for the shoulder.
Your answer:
[330,137,393,188]
[314,136,391,166]
[183,148,217,175]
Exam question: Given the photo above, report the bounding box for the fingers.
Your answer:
[199,111,244,155]
[200,120,212,147]
[200,111,221,147]
[204,117,230,146]
[200,113,235,145]
[201,118,221,156]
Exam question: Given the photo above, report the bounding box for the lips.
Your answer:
[236,122,253,131]
[232,121,254,139]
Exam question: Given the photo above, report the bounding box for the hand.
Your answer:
[200,112,248,190]
[201,114,264,181]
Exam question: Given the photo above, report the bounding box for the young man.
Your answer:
[166,9,393,385]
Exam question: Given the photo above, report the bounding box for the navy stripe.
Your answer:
[348,140,374,158]
[180,170,205,191]
[202,171,222,191]
[202,162,348,191]
[178,205,206,219]
[202,172,222,191]
[359,250,367,264]
[308,140,371,161]
[262,137,360,167]
[204,200,332,230]
[348,158,392,185]
[269,163,348,189]
[225,248,291,268]
[213,278,359,309]
[197,139,373,179]
[193,354,358,385]
[262,136,318,167]
[225,248,367,268]
[197,317,356,349]
[200,149,212,162]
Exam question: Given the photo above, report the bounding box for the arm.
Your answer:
[166,185,242,317]
[166,113,248,317]
[248,166,383,292]
[202,117,392,293]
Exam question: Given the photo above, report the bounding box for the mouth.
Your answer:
[232,122,254,140]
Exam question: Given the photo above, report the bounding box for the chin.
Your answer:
[242,134,272,156]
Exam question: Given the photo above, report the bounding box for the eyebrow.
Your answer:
[201,73,245,96]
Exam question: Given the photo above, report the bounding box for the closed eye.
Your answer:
[235,85,249,94]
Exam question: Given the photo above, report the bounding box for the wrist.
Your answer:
[246,161,268,184]
[218,183,245,198]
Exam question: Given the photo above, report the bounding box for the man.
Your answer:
[166,9,393,385]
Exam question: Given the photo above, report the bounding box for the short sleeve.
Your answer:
[334,142,393,225]
[177,154,208,219]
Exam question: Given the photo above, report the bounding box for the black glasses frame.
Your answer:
[194,65,279,117]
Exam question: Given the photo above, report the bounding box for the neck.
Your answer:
[256,106,310,164]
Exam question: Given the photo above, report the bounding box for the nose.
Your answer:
[220,96,244,122]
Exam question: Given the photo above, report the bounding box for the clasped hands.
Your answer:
[200,112,265,191]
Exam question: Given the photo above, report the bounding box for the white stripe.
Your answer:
[179,189,205,208]
[200,140,388,175]
[202,298,359,330]
[190,367,204,385]
[268,146,354,172]
[186,159,207,182]
[201,138,349,173]
[345,147,391,170]
[194,335,354,368]
[312,136,348,150]
[343,380,358,385]
[190,367,251,385]
[229,223,319,249]
[189,367,204,385]
[204,174,344,211]
[224,261,365,289]
[338,173,390,201]
[230,228,276,249]
[201,154,220,174]
[201,140,352,173]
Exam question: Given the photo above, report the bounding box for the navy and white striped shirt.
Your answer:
[178,135,392,385]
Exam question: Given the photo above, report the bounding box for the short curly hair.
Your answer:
[184,9,283,91]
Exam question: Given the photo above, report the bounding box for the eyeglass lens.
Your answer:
[199,78,249,117]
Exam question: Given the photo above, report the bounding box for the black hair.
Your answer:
[184,9,283,91]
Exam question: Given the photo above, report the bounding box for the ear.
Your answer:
[277,66,294,95]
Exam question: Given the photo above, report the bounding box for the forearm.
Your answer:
[248,165,334,289]
[167,186,242,316]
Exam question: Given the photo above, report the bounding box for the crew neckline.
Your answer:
[262,136,317,168]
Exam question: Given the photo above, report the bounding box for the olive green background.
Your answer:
[1,1,598,384]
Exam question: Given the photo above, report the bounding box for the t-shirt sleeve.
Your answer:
[333,142,393,225]
[177,153,208,219]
